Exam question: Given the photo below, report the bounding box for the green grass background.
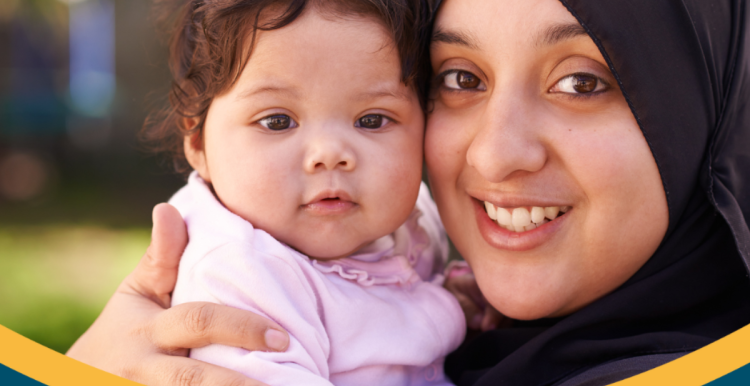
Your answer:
[0,226,148,353]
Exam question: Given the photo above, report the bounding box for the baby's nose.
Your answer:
[303,129,356,173]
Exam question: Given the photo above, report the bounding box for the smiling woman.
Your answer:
[426,0,669,321]
[432,0,750,384]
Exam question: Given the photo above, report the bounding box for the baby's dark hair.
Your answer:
[142,0,434,174]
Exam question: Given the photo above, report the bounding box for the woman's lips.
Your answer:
[474,198,568,251]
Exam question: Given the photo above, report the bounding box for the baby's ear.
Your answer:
[183,119,210,182]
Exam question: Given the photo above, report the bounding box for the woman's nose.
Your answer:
[466,94,547,183]
[303,125,356,173]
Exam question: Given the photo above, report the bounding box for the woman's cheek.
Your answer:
[426,111,468,178]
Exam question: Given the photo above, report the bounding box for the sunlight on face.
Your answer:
[426,0,668,319]
[185,9,425,260]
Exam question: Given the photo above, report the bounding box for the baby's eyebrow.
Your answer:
[236,85,299,101]
[535,23,588,48]
[355,89,412,103]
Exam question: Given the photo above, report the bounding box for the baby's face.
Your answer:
[185,9,425,259]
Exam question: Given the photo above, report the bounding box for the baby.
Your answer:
[144,0,465,385]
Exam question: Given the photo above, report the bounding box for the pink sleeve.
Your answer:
[181,242,335,386]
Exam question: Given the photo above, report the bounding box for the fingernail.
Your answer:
[265,329,289,351]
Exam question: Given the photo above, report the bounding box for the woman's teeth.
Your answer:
[484,201,570,233]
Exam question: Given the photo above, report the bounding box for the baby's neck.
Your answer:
[304,233,394,263]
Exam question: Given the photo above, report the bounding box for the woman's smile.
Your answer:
[481,200,571,232]
[474,198,571,251]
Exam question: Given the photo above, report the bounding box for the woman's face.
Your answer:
[426,0,669,319]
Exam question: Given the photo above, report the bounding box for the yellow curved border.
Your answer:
[0,325,140,385]
[2,322,750,385]
[613,322,750,385]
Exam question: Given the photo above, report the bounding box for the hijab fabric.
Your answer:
[444,1,750,384]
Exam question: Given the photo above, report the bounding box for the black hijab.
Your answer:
[444,0,750,385]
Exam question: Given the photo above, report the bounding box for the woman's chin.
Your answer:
[493,299,567,321]
[479,279,579,321]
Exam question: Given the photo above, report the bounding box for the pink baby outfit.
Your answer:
[170,172,465,386]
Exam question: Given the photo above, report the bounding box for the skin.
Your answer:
[426,0,669,320]
[68,0,671,383]
[185,9,424,260]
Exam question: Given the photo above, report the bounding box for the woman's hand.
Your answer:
[66,204,289,386]
[444,262,506,331]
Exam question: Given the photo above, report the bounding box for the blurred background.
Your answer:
[0,0,184,353]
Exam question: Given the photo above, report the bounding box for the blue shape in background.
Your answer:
[0,364,45,386]
[68,0,116,118]
[707,362,750,386]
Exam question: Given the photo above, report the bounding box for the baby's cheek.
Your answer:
[370,151,422,231]
[213,160,297,230]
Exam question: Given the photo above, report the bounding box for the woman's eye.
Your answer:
[355,114,389,129]
[258,114,297,131]
[443,70,482,90]
[551,73,608,95]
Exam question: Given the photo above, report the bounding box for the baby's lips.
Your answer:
[304,189,354,205]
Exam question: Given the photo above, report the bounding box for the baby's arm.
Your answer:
[175,242,334,386]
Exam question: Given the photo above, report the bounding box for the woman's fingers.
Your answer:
[122,203,188,307]
[134,355,270,386]
[152,302,290,352]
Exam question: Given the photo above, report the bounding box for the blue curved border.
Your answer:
[0,364,45,386]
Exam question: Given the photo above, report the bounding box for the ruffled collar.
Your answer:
[311,209,430,287]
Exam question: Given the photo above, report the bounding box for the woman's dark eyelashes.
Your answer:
[434,69,486,92]
[258,114,298,130]
[550,72,611,98]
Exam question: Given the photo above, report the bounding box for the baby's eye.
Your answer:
[443,70,483,90]
[550,73,608,95]
[355,114,390,129]
[258,114,298,131]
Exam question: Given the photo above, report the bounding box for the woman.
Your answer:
[67,0,750,385]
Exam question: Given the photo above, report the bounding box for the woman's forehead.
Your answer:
[433,0,582,50]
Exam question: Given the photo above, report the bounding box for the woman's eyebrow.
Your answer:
[535,23,588,47]
[431,28,479,50]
